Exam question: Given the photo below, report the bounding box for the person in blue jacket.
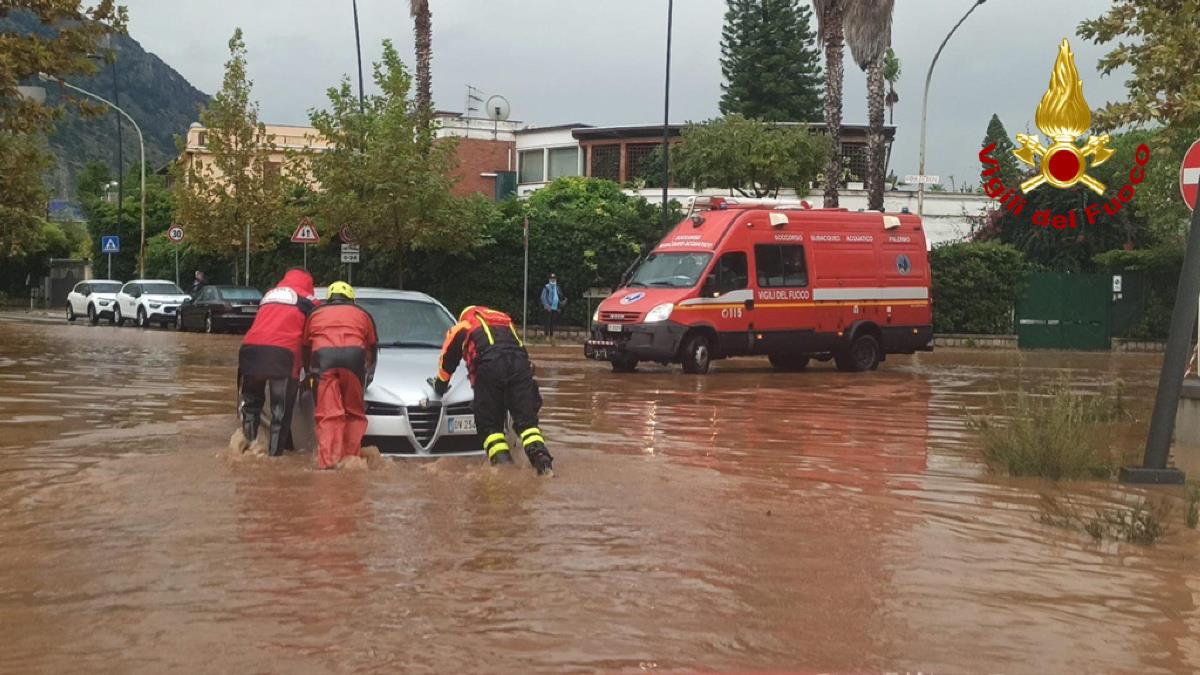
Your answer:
[540,273,563,338]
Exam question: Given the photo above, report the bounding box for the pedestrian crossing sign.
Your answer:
[101,235,120,254]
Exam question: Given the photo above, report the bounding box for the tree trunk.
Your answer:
[866,58,886,211]
[821,3,844,208]
[396,246,405,290]
[414,6,433,118]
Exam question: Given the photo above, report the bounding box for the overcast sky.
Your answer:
[121,0,1127,190]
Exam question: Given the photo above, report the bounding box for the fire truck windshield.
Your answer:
[628,252,713,288]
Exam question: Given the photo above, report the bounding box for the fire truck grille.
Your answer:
[599,311,640,323]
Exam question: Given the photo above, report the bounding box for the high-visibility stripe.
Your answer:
[487,442,510,459]
[520,427,542,439]
[522,434,545,447]
[508,323,524,347]
[484,433,507,450]
[475,312,495,345]
[811,287,929,301]
[674,300,928,311]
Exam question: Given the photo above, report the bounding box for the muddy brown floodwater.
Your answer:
[1,316,1199,673]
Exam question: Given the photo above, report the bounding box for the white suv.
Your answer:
[114,280,191,328]
[66,279,123,325]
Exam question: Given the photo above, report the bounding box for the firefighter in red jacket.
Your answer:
[432,306,554,475]
[303,282,378,470]
[239,268,317,457]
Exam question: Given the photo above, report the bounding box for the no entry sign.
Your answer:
[1181,139,1200,211]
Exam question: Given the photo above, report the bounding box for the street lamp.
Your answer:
[44,73,147,278]
[352,0,366,114]
[660,0,674,229]
[916,0,987,217]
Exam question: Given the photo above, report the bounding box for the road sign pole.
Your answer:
[303,243,308,270]
[174,247,179,287]
[107,253,111,280]
[1122,177,1200,484]
[522,216,529,342]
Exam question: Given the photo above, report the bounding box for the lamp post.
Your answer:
[916,0,987,217]
[661,0,674,229]
[352,0,366,114]
[48,74,146,278]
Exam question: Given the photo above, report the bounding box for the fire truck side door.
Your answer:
[704,251,753,356]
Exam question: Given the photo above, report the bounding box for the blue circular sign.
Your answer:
[896,254,911,275]
[620,291,646,305]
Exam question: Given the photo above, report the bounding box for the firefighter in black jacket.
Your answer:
[432,306,554,475]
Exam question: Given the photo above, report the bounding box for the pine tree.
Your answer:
[981,113,1022,189]
[720,0,823,122]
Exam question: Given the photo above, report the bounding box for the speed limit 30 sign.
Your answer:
[167,225,185,243]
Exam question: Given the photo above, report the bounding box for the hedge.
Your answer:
[930,241,1028,334]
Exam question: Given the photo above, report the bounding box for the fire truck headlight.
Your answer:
[592,307,600,323]
[644,303,674,323]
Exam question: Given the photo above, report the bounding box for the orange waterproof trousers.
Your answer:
[315,368,366,469]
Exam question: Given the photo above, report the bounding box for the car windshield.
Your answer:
[357,298,453,348]
[141,283,184,295]
[90,283,121,294]
[628,252,713,288]
[218,288,262,302]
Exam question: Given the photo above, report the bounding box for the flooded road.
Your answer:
[1,316,1198,673]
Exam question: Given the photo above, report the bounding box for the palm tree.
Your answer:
[883,47,900,125]
[813,0,845,207]
[410,0,432,117]
[845,0,894,211]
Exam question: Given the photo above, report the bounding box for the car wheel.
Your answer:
[66,303,76,322]
[835,334,880,373]
[769,353,810,372]
[88,304,100,326]
[204,313,215,334]
[611,357,639,373]
[680,333,712,375]
[113,305,124,327]
[137,307,149,329]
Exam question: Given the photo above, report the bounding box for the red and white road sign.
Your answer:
[291,217,320,244]
[167,225,185,243]
[1180,139,1200,211]
[338,225,356,244]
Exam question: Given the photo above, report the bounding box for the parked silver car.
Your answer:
[311,288,480,456]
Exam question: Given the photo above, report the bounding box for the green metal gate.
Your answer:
[1016,272,1111,350]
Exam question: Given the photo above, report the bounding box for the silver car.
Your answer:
[313,288,479,456]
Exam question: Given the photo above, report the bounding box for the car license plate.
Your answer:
[607,323,622,333]
[446,415,476,433]
[241,306,258,314]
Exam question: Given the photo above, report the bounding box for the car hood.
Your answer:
[143,294,191,304]
[597,287,693,318]
[365,347,473,407]
[90,293,118,301]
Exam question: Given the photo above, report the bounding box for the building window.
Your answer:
[519,149,545,183]
[196,131,207,147]
[590,144,620,182]
[755,244,808,287]
[625,143,662,184]
[547,147,580,179]
[842,143,868,184]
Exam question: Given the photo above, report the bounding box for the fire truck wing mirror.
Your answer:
[702,274,718,297]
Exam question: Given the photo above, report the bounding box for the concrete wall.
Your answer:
[1174,378,1200,476]
[448,137,515,198]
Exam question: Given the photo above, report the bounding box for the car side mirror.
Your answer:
[182,297,194,304]
[702,274,718,297]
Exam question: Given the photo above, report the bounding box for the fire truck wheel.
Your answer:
[610,357,639,373]
[680,333,712,374]
[835,334,879,373]
[768,354,810,372]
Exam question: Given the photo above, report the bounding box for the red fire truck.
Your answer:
[584,197,933,374]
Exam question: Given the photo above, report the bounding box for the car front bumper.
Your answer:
[362,401,482,456]
[584,321,687,362]
[146,305,181,320]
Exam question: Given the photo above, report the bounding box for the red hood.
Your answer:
[276,269,315,300]
[597,287,691,318]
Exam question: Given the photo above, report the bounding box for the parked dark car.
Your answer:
[176,285,263,333]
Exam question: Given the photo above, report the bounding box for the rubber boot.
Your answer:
[526,443,554,476]
[490,450,515,466]
[267,379,289,458]
[241,414,259,445]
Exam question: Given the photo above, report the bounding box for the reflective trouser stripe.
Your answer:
[484,432,509,458]
[476,312,495,345]
[520,427,545,446]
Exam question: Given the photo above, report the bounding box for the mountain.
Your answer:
[3,11,210,201]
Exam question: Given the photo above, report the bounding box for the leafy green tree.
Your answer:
[813,0,846,207]
[87,166,172,280]
[672,114,828,198]
[883,47,900,124]
[719,0,823,122]
[929,242,1028,334]
[981,114,1023,190]
[0,1,126,134]
[0,132,51,257]
[308,39,482,288]
[170,28,286,282]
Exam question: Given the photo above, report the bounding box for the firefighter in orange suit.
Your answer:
[303,282,378,470]
[432,306,554,475]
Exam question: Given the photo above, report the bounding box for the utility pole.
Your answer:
[661,0,674,230]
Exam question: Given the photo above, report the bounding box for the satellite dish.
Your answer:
[485,95,511,122]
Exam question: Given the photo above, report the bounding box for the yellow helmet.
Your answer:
[458,305,478,321]
[328,281,355,300]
